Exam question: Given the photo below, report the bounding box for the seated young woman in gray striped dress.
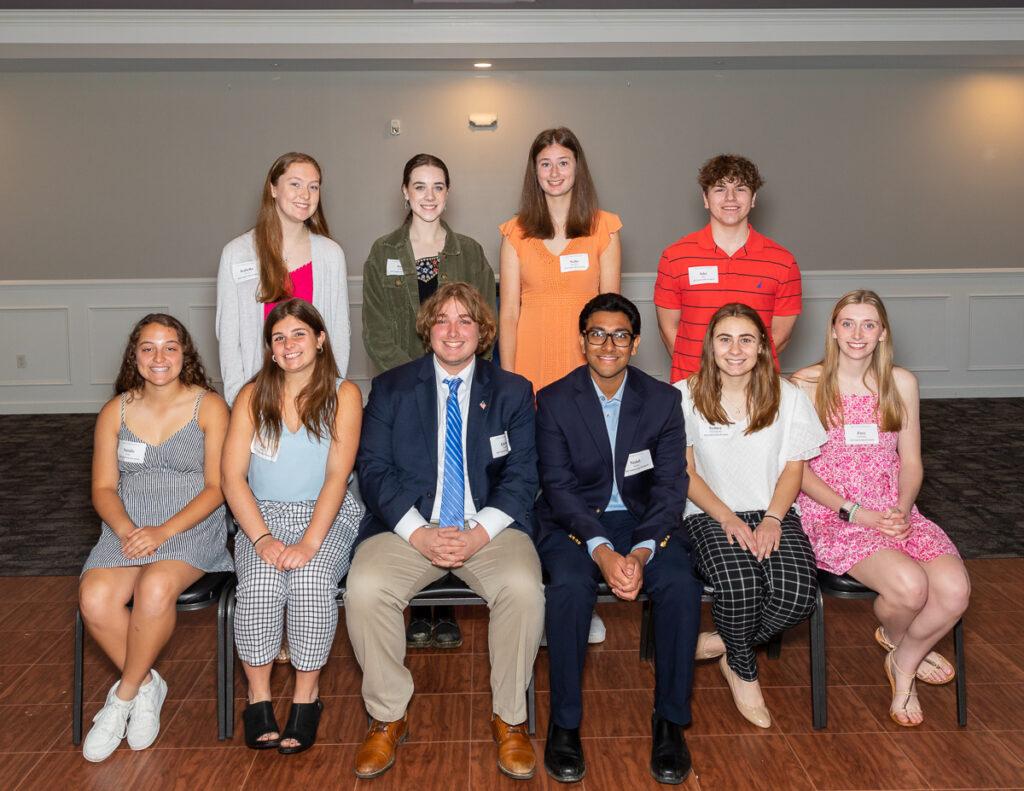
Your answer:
[222,298,363,755]
[79,314,233,763]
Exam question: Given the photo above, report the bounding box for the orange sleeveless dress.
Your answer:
[499,210,622,393]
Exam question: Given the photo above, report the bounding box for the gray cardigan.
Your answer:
[215,229,351,405]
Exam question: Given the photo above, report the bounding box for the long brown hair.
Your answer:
[254,152,331,303]
[249,299,340,448]
[814,290,904,432]
[516,127,599,240]
[415,282,497,357]
[114,313,213,397]
[688,303,780,434]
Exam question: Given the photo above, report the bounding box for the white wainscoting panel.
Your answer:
[0,269,1021,413]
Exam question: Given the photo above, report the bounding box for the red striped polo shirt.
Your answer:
[654,224,802,382]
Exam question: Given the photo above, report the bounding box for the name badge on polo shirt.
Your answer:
[250,433,280,463]
[559,253,589,273]
[117,440,147,465]
[624,449,654,476]
[490,431,510,458]
[386,259,404,276]
[844,423,880,445]
[688,265,719,285]
[232,261,258,283]
[700,423,731,439]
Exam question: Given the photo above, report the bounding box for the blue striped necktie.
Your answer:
[439,377,465,529]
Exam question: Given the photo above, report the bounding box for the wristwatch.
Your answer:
[838,501,858,522]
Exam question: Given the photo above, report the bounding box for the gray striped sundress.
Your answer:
[81,392,233,574]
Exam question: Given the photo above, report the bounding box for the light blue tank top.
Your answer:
[249,423,330,502]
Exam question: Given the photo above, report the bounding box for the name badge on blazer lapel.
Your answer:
[490,431,510,458]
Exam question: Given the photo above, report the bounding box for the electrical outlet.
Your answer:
[16,354,27,369]
[390,119,401,136]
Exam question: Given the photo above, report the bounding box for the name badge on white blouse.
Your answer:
[117,439,147,464]
[688,265,719,285]
[250,433,280,462]
[624,449,654,476]
[844,423,880,445]
[490,432,510,458]
[700,423,731,439]
[386,258,404,276]
[559,253,589,273]
[232,261,258,283]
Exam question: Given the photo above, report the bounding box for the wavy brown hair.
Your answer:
[114,314,213,398]
[249,299,340,448]
[516,127,599,240]
[689,303,780,435]
[415,282,497,357]
[254,152,332,303]
[813,290,904,432]
[697,153,764,194]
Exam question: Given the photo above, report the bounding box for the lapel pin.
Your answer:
[479,401,488,410]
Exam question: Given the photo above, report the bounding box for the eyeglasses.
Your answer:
[583,328,635,347]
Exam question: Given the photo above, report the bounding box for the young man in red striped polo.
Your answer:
[654,155,802,382]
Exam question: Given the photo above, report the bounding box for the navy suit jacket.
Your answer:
[355,353,538,546]
[534,364,688,549]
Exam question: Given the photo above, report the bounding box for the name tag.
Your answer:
[232,261,258,283]
[700,423,731,439]
[559,253,589,273]
[490,432,510,458]
[688,265,719,285]
[386,258,404,276]
[624,449,654,476]
[250,433,280,462]
[117,440,147,465]
[844,423,880,445]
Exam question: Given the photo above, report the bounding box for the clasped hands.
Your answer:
[720,515,780,562]
[855,505,911,540]
[255,536,318,571]
[410,523,490,568]
[594,544,650,601]
[120,525,170,559]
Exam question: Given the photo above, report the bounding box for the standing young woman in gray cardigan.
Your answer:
[217,152,351,406]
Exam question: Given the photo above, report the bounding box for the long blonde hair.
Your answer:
[814,289,904,432]
[689,303,780,434]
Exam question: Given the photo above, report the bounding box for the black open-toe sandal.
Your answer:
[243,700,281,750]
[278,698,324,755]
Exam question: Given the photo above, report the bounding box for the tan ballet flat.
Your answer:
[695,631,726,661]
[719,655,771,729]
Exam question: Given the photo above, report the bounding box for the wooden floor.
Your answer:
[0,558,1022,790]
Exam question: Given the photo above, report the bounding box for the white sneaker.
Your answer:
[83,683,133,762]
[588,612,606,644]
[126,669,167,750]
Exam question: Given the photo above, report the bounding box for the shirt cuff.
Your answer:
[630,540,657,565]
[395,507,430,542]
[473,507,514,540]
[586,536,614,559]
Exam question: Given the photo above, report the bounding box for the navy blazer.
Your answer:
[356,353,538,545]
[534,364,688,548]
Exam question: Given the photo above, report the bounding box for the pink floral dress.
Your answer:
[796,393,960,575]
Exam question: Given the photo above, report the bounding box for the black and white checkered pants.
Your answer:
[234,495,362,671]
[686,508,817,681]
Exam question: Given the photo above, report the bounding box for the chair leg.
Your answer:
[527,675,536,735]
[954,617,967,727]
[217,580,232,740]
[225,588,237,740]
[810,589,827,730]
[766,631,783,660]
[73,609,85,745]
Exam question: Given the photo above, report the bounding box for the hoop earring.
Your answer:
[404,198,410,209]
[317,346,323,354]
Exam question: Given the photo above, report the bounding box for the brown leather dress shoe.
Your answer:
[491,714,536,780]
[354,716,408,779]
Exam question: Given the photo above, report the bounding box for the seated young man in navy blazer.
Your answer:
[345,282,545,781]
[535,292,702,785]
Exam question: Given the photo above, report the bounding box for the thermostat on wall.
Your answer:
[468,113,498,129]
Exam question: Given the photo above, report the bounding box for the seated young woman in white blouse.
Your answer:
[676,303,827,729]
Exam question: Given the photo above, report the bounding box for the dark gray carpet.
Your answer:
[0,399,1021,576]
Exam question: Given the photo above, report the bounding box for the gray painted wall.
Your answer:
[0,66,1018,280]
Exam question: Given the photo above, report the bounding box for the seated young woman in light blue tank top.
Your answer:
[222,298,364,756]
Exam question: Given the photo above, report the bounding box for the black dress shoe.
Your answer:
[650,712,692,785]
[406,606,432,648]
[544,722,585,783]
[431,605,462,649]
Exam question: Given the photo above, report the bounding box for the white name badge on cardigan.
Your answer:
[232,261,258,282]
[688,265,719,285]
[700,423,731,438]
[844,423,880,445]
[490,431,510,458]
[250,433,280,462]
[386,259,404,276]
[559,253,589,273]
[624,449,654,476]
[117,440,147,464]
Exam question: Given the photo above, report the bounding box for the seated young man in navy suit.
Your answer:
[535,292,702,785]
[345,282,545,781]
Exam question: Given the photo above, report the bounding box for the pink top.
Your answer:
[263,261,313,319]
